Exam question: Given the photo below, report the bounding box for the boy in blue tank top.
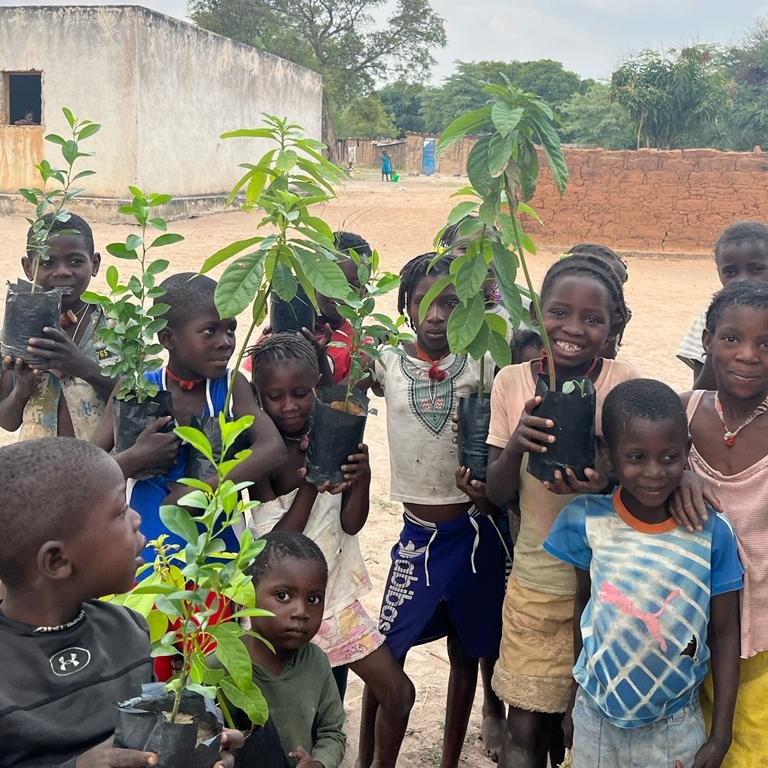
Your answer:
[92,273,285,564]
[544,379,742,768]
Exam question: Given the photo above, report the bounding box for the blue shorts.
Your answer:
[378,508,506,661]
[572,689,706,768]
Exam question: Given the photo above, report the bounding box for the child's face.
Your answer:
[22,234,99,311]
[72,459,146,597]
[608,418,689,513]
[251,557,326,654]
[539,275,612,368]
[257,362,317,437]
[704,305,768,400]
[163,303,236,379]
[716,241,768,287]
[409,275,459,355]
[317,259,360,324]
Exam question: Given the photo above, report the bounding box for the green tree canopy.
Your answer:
[420,59,587,132]
[189,0,446,147]
[610,45,729,149]
[560,82,635,149]
[378,81,431,135]
[335,94,398,138]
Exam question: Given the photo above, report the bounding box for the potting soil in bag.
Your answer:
[113,392,176,479]
[527,374,596,483]
[305,383,368,486]
[114,683,221,768]
[269,285,315,334]
[1,280,64,367]
[458,393,492,482]
[186,412,252,480]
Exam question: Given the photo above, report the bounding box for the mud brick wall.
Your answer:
[527,147,768,252]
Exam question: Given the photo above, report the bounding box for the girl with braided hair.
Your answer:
[365,252,508,768]
[486,255,638,768]
[249,332,414,768]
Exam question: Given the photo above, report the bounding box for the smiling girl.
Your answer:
[485,255,636,768]
[681,280,768,767]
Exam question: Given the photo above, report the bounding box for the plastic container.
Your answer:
[1,280,63,367]
[526,375,596,483]
[305,384,369,486]
[185,412,252,480]
[457,393,492,482]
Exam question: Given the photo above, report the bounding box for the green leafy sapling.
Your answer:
[110,415,271,727]
[200,114,350,409]
[331,249,411,411]
[431,79,570,390]
[82,188,184,402]
[19,107,100,292]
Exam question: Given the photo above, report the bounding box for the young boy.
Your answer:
[0,437,241,767]
[544,379,743,768]
[0,214,116,440]
[92,273,285,564]
[678,221,768,388]
[239,530,346,768]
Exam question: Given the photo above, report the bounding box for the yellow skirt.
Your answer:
[492,576,574,713]
[701,651,768,767]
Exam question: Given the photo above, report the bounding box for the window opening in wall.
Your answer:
[6,72,42,125]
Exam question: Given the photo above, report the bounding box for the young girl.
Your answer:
[681,280,768,766]
[486,255,636,768]
[678,221,768,389]
[240,530,346,768]
[249,333,414,768]
[546,379,742,768]
[370,252,508,768]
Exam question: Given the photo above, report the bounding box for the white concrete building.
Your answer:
[0,4,323,218]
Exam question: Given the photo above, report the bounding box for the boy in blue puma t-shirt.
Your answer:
[545,379,743,768]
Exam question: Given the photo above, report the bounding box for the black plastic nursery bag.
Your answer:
[527,374,596,483]
[1,280,63,367]
[457,393,492,483]
[305,384,369,486]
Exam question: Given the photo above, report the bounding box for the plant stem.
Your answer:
[223,280,272,416]
[503,179,557,391]
[169,616,192,724]
[217,691,237,730]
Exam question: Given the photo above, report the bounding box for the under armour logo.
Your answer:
[49,647,91,677]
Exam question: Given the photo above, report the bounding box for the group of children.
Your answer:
[2,211,768,768]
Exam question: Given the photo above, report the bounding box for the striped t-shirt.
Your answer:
[545,490,743,729]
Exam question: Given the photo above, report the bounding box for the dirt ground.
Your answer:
[0,174,721,766]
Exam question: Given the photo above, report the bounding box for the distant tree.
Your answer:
[722,19,768,149]
[420,59,587,132]
[610,45,729,149]
[189,0,446,153]
[561,82,636,149]
[378,81,430,135]
[335,94,398,138]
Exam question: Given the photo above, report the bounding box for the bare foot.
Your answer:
[480,711,506,763]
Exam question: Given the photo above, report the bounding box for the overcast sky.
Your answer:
[4,0,768,81]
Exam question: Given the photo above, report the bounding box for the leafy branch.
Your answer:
[111,416,270,727]
[20,107,100,292]
[82,188,183,402]
[432,80,569,389]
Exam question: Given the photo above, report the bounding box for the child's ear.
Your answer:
[21,255,33,281]
[596,436,613,476]
[527,302,539,328]
[90,251,101,277]
[702,328,712,356]
[37,541,74,581]
[158,327,174,351]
